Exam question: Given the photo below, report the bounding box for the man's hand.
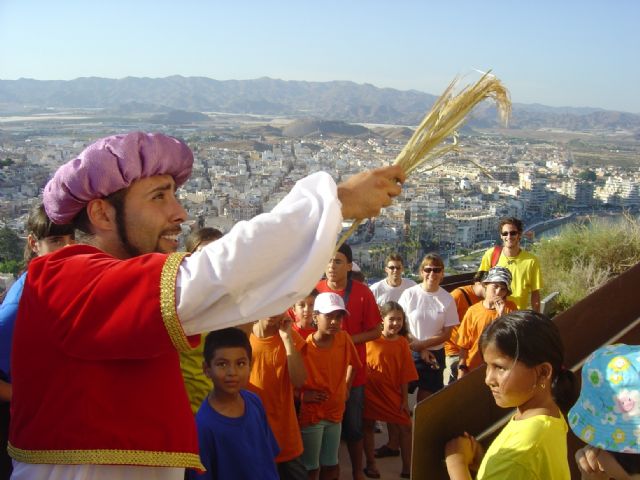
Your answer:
[337,165,405,220]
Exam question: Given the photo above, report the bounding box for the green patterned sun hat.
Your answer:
[568,344,640,453]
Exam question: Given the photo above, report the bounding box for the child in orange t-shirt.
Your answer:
[443,270,486,385]
[456,266,517,377]
[363,301,418,479]
[299,292,361,480]
[248,312,308,479]
[290,289,318,340]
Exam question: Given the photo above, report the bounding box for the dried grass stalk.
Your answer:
[337,71,511,248]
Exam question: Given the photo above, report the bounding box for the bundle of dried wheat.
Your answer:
[394,71,510,176]
[337,71,511,248]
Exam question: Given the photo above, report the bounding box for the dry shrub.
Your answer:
[533,214,640,311]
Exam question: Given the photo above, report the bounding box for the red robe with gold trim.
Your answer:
[9,245,203,470]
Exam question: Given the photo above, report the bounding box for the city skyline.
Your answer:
[1,0,639,113]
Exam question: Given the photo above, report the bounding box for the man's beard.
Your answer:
[106,190,148,258]
[115,213,146,257]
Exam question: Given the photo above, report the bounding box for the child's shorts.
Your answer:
[300,420,342,470]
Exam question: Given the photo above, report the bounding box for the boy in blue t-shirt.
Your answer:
[188,328,279,480]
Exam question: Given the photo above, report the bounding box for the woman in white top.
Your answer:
[398,253,459,402]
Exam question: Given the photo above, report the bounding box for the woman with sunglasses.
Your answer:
[398,253,459,402]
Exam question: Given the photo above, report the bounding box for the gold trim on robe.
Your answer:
[160,252,193,352]
[8,442,205,470]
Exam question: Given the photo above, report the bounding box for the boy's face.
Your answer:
[484,282,509,302]
[314,311,344,334]
[325,252,351,285]
[203,347,251,396]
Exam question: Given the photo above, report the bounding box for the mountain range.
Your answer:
[0,76,638,132]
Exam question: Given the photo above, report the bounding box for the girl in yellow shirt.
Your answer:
[445,310,579,479]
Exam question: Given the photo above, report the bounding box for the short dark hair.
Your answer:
[480,310,578,412]
[337,243,353,263]
[498,217,523,234]
[203,328,252,364]
[385,253,404,266]
[24,203,75,263]
[185,227,223,253]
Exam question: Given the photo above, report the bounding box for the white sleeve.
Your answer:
[398,290,417,337]
[176,172,343,336]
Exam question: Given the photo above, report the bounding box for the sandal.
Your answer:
[363,467,381,479]
[374,444,400,458]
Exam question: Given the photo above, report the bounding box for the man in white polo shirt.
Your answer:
[369,253,416,305]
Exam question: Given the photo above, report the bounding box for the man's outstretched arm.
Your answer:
[178,168,405,336]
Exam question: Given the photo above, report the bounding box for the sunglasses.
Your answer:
[423,267,443,274]
[501,230,519,237]
[386,265,402,270]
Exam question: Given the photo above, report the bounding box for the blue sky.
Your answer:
[1,0,639,112]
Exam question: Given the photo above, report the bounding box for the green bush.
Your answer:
[533,214,640,312]
[0,259,22,275]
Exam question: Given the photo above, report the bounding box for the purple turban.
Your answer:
[43,132,193,224]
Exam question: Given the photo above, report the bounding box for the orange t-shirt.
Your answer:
[248,330,306,462]
[444,285,482,356]
[299,330,361,427]
[291,323,316,341]
[363,336,418,425]
[456,300,518,370]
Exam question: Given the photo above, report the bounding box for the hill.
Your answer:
[148,109,210,124]
[282,119,370,137]
[1,76,639,131]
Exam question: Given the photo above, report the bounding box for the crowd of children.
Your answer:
[181,243,532,480]
[180,238,640,480]
[180,243,614,480]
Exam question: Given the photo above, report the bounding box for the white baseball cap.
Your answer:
[314,292,350,315]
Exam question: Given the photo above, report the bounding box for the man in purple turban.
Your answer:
[8,131,405,480]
